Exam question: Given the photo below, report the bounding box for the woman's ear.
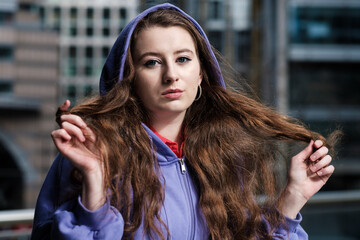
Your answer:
[199,71,203,84]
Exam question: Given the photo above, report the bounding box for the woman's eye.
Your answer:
[144,60,158,67]
[177,57,191,63]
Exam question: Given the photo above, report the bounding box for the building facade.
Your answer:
[39,0,138,105]
[0,0,139,210]
[286,0,360,238]
[0,0,58,209]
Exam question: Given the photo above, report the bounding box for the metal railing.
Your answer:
[0,190,360,239]
[0,208,34,240]
[307,189,360,204]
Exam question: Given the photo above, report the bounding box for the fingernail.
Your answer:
[311,166,317,172]
[317,171,322,176]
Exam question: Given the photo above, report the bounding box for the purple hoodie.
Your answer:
[31,3,308,239]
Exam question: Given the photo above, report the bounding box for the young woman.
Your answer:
[31,3,339,240]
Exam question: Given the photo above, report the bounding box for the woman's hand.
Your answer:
[51,100,106,211]
[279,140,334,219]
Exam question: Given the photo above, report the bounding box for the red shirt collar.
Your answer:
[149,125,184,158]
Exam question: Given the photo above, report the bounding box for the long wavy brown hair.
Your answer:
[66,9,341,240]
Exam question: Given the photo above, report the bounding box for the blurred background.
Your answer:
[0,0,359,239]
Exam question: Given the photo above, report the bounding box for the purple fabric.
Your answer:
[31,125,308,240]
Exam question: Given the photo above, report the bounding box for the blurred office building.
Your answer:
[140,0,186,10]
[0,0,58,209]
[39,0,138,105]
[288,0,360,189]
[286,0,360,239]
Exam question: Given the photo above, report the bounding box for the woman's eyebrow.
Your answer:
[174,49,194,55]
[137,49,194,61]
[137,52,161,61]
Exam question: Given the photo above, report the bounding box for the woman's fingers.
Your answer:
[56,100,71,126]
[60,100,71,111]
[51,128,72,142]
[310,145,329,162]
[51,129,73,153]
[61,121,86,142]
[61,114,87,129]
[313,139,324,149]
[307,139,334,180]
[310,155,332,172]
[315,165,335,178]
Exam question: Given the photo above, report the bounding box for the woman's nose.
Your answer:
[162,63,179,83]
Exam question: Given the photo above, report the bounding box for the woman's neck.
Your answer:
[149,112,185,146]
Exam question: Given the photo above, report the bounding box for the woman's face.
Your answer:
[133,26,202,121]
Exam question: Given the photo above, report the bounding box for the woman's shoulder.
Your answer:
[38,154,80,207]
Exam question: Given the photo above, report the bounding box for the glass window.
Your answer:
[67,63,76,77]
[119,8,127,20]
[70,7,77,20]
[84,65,93,77]
[102,27,110,37]
[84,85,93,97]
[85,47,93,59]
[19,3,37,13]
[0,11,14,25]
[54,7,61,18]
[38,7,45,27]
[208,31,223,53]
[70,7,77,27]
[0,81,12,95]
[102,46,110,59]
[69,46,77,59]
[68,46,77,77]
[103,8,110,20]
[53,7,61,31]
[86,27,94,37]
[290,7,360,44]
[67,84,76,104]
[0,46,13,61]
[86,8,94,20]
[289,62,360,107]
[69,26,77,36]
[236,31,251,65]
[208,0,224,20]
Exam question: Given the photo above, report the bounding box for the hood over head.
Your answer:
[99,3,225,95]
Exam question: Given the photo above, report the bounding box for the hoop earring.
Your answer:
[194,84,202,101]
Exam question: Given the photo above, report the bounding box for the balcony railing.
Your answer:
[0,190,360,239]
[0,208,33,239]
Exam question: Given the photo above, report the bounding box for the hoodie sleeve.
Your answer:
[272,213,308,240]
[51,196,124,239]
[31,154,124,240]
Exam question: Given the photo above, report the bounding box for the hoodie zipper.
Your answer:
[179,158,186,174]
[178,157,195,239]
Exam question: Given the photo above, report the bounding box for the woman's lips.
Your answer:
[162,89,183,99]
